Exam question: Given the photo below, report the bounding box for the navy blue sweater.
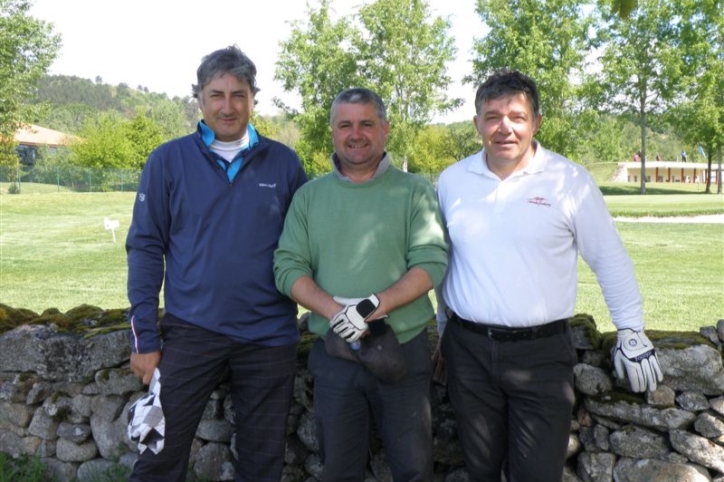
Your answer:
[126,125,307,353]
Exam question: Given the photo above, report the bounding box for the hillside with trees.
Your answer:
[4,0,720,192]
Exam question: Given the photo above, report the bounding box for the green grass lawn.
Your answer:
[1,184,722,333]
[1,190,135,312]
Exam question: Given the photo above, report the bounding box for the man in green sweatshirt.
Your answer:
[274,87,448,482]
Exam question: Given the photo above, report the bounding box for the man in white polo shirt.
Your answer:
[434,70,663,482]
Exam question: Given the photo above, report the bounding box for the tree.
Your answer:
[0,0,60,135]
[70,112,135,169]
[123,112,165,169]
[468,0,592,158]
[355,0,461,170]
[407,125,454,175]
[440,121,481,164]
[666,0,723,194]
[587,0,678,193]
[0,0,60,188]
[275,0,460,174]
[274,0,361,176]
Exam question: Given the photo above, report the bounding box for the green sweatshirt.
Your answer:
[274,165,448,343]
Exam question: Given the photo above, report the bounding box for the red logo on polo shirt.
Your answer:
[528,196,551,207]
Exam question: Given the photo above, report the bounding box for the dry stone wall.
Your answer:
[0,309,723,482]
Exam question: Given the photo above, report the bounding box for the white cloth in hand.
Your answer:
[127,368,165,454]
[612,329,663,392]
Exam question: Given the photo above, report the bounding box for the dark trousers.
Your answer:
[309,330,433,482]
[441,318,576,482]
[129,314,296,482]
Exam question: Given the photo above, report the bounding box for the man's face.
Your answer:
[198,73,254,142]
[474,93,542,171]
[331,102,389,173]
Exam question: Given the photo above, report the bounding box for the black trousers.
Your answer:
[309,329,433,482]
[129,314,297,482]
[441,318,576,482]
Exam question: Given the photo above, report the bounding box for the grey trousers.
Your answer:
[442,317,577,482]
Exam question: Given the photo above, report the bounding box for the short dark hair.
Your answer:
[192,45,259,99]
[474,70,540,117]
[330,87,387,125]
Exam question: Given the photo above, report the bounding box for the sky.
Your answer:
[29,0,485,124]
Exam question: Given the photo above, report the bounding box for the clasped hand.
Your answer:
[329,294,380,343]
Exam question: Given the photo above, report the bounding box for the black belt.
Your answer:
[451,313,568,342]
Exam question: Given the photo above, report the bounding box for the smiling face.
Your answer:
[198,73,254,142]
[474,93,542,179]
[331,102,390,180]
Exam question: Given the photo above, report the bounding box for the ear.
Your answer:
[533,114,543,135]
[473,115,483,137]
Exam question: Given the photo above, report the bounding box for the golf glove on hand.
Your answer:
[330,294,380,343]
[612,329,664,392]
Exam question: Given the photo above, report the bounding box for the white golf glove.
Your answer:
[329,294,380,343]
[612,329,663,392]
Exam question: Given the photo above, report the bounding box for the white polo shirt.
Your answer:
[436,144,643,332]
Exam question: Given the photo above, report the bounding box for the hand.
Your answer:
[612,329,663,392]
[131,351,161,385]
[329,294,380,343]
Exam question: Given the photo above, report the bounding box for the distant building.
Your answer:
[614,161,722,185]
[13,124,77,166]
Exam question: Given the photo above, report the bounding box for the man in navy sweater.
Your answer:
[126,45,307,482]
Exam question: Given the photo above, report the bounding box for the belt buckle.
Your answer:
[487,327,494,339]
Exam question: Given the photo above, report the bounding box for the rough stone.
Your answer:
[21,435,42,456]
[193,442,235,481]
[27,406,60,440]
[0,373,36,402]
[579,424,609,452]
[669,429,724,473]
[613,457,711,482]
[57,422,92,443]
[646,385,676,407]
[42,457,78,482]
[576,451,615,482]
[284,435,308,467]
[0,428,22,457]
[700,326,722,348]
[676,391,710,412]
[658,345,724,395]
[26,381,53,404]
[304,453,324,480]
[445,467,472,482]
[0,326,130,383]
[574,364,614,396]
[196,419,233,443]
[609,425,668,459]
[56,437,98,462]
[370,449,392,481]
[89,395,127,459]
[77,458,129,482]
[710,396,724,416]
[0,401,33,427]
[694,412,724,439]
[566,433,581,459]
[585,396,696,431]
[94,368,142,395]
[296,410,319,452]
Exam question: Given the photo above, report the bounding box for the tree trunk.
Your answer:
[718,145,723,195]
